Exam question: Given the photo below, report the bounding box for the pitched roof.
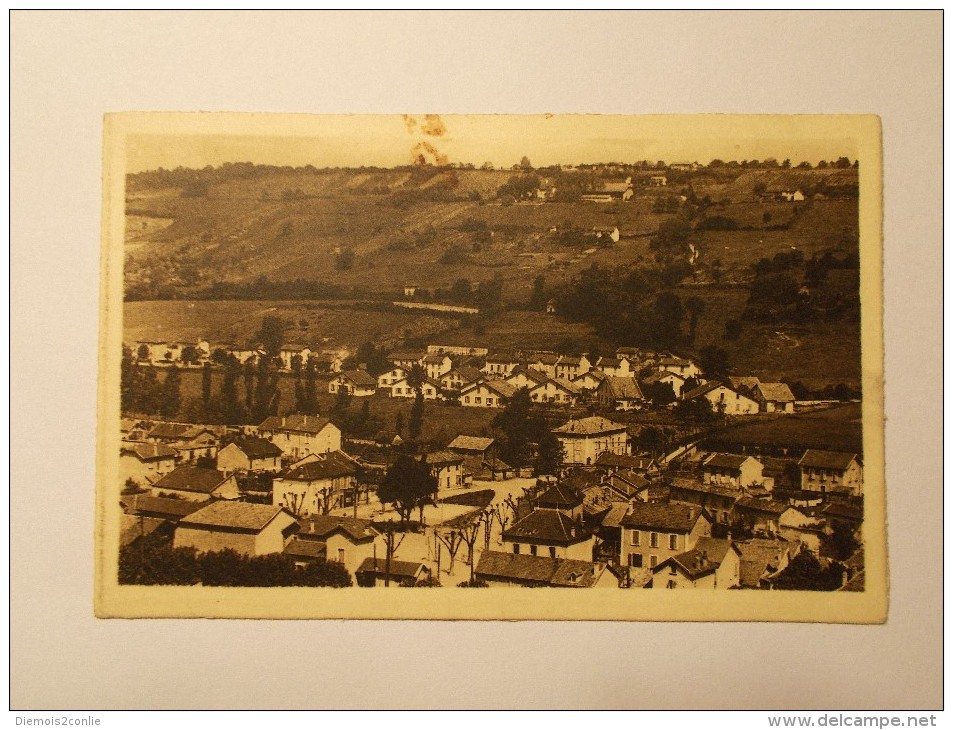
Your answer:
[300,514,377,542]
[153,466,231,494]
[734,496,793,517]
[550,378,582,394]
[421,353,451,364]
[447,435,495,452]
[505,366,550,385]
[388,349,427,361]
[504,509,592,545]
[475,550,607,587]
[258,414,334,435]
[821,501,864,522]
[736,537,794,587]
[669,476,739,499]
[356,557,427,579]
[484,352,518,363]
[601,376,644,400]
[600,502,632,528]
[728,375,762,392]
[642,370,685,386]
[572,368,607,384]
[756,382,796,402]
[284,537,328,560]
[621,503,705,532]
[798,450,859,470]
[446,366,483,383]
[124,494,205,520]
[464,379,518,398]
[536,483,584,509]
[336,370,378,387]
[120,515,166,547]
[553,416,628,435]
[424,450,464,466]
[597,356,624,369]
[527,352,560,365]
[605,471,650,497]
[703,453,753,470]
[658,537,737,579]
[595,452,653,470]
[682,380,726,401]
[178,501,291,532]
[120,441,178,462]
[148,422,216,441]
[226,436,283,459]
[282,451,357,481]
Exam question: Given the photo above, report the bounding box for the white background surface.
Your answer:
[10,10,942,709]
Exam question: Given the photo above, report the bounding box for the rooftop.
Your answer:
[798,449,860,470]
[178,501,291,532]
[621,502,704,533]
[153,466,230,494]
[475,551,608,587]
[553,416,628,436]
[504,509,591,545]
[258,414,334,435]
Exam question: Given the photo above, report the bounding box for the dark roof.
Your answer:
[736,537,794,588]
[447,366,483,383]
[425,450,464,466]
[120,441,178,461]
[682,380,726,401]
[734,496,793,517]
[536,483,583,509]
[226,436,283,459]
[464,379,517,398]
[553,416,627,435]
[258,414,335,435]
[178,502,292,532]
[621,503,705,533]
[596,452,652,470]
[475,551,607,587]
[669,477,739,500]
[124,494,205,520]
[605,470,650,497]
[484,352,518,363]
[822,501,864,522]
[336,370,378,387]
[153,466,230,494]
[120,515,166,547]
[300,514,377,542]
[560,468,603,491]
[356,557,428,579]
[798,450,859,470]
[284,537,328,560]
[506,366,550,385]
[600,376,644,400]
[282,451,357,481]
[504,510,591,546]
[657,537,737,580]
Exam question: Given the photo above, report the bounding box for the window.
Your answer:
[669,534,677,550]
[475,397,482,405]
[631,530,641,547]
[549,546,557,559]
[337,548,345,563]
[464,396,470,404]
[669,565,677,575]
[530,545,537,556]
[667,580,676,589]
[513,544,520,554]
[629,554,642,568]
[650,555,658,569]
[650,532,659,548]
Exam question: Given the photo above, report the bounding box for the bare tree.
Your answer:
[458,512,487,583]
[435,529,463,577]
[282,490,308,517]
[379,522,405,587]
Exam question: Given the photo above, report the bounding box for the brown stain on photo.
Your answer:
[421,114,446,137]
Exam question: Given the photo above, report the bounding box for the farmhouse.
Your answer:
[447,435,496,461]
[439,366,483,392]
[475,551,616,588]
[328,370,377,397]
[257,414,342,461]
[425,450,465,492]
[529,377,581,406]
[596,376,644,411]
[754,382,796,413]
[620,503,711,572]
[295,514,379,576]
[120,441,178,487]
[554,354,591,381]
[216,437,283,474]
[389,376,441,400]
[798,450,863,496]
[173,501,299,557]
[272,450,359,516]
[503,509,594,561]
[151,466,240,502]
[460,380,517,408]
[377,366,409,390]
[682,381,760,416]
[553,416,630,466]
[702,453,766,489]
[652,537,741,590]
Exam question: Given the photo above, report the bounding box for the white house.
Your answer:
[460,380,517,408]
[277,344,311,371]
[702,453,766,489]
[425,450,465,492]
[655,356,702,379]
[216,437,284,474]
[754,382,796,413]
[554,355,591,381]
[151,465,240,502]
[652,537,742,589]
[798,450,863,496]
[504,366,550,391]
[174,501,299,557]
[553,416,630,466]
[388,376,441,400]
[120,441,178,487]
[377,366,409,390]
[620,503,712,572]
[257,415,342,461]
[420,353,453,380]
[293,514,380,576]
[641,370,687,399]
[328,370,378,397]
[481,353,520,377]
[272,450,359,517]
[595,356,633,378]
[529,378,581,406]
[682,381,760,415]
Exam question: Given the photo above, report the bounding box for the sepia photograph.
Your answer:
[96,113,884,621]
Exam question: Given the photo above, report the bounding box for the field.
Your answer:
[699,402,864,455]
[167,368,497,444]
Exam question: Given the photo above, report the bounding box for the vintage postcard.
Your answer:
[95,113,884,621]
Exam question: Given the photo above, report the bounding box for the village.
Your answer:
[119,334,864,592]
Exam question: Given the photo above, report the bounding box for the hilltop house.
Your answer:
[120,441,178,487]
[798,450,863,496]
[553,416,630,466]
[173,501,299,557]
[682,381,760,415]
[652,536,741,589]
[328,370,377,397]
[620,503,712,572]
[460,380,517,408]
[216,437,283,474]
[151,466,240,502]
[257,415,341,461]
[596,376,644,411]
[272,450,359,516]
[754,382,796,413]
